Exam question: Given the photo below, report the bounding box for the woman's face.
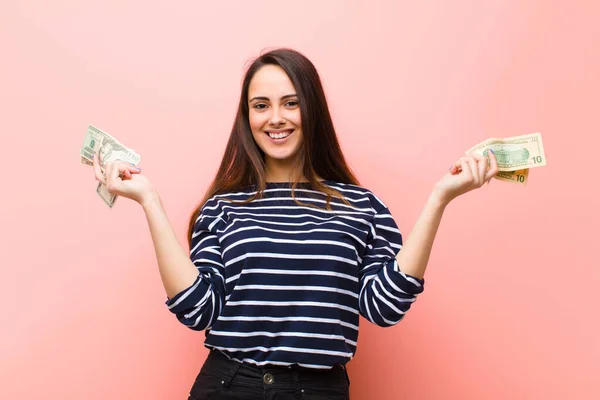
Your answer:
[248,65,303,168]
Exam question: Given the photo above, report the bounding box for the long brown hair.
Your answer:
[187,48,360,248]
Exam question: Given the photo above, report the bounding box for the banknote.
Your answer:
[80,125,140,166]
[465,133,546,185]
[494,168,529,185]
[465,132,546,171]
[80,124,141,207]
[96,181,118,208]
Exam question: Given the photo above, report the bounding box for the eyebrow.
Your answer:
[249,94,297,102]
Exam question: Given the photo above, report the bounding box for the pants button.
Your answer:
[263,373,275,385]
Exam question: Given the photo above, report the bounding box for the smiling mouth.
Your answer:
[265,129,294,139]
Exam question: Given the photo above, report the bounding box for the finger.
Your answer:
[474,154,488,184]
[459,158,473,183]
[462,156,480,185]
[105,162,125,193]
[111,162,141,181]
[123,164,141,177]
[109,161,141,173]
[484,149,499,182]
[122,164,141,179]
[450,159,464,175]
[464,154,488,179]
[92,154,106,185]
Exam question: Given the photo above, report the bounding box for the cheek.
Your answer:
[248,112,261,131]
[289,110,302,128]
[249,113,266,144]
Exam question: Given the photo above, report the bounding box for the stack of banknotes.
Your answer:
[464,132,546,185]
[80,124,141,208]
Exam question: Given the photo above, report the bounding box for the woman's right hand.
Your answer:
[93,154,155,205]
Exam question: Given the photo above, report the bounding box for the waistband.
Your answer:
[201,348,349,388]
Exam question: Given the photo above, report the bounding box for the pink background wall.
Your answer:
[1,1,598,399]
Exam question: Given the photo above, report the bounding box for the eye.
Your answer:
[285,100,299,107]
[253,103,267,110]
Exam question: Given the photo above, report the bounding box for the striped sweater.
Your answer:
[166,181,425,369]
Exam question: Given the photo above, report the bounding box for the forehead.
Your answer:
[248,65,296,98]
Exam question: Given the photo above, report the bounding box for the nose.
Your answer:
[269,107,286,126]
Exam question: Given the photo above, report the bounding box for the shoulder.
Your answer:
[202,186,256,210]
[323,181,389,213]
[193,186,257,230]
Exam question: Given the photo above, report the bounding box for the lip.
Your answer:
[265,129,294,134]
[264,129,294,143]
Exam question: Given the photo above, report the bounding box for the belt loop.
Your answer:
[292,370,302,399]
[222,360,241,389]
[342,365,350,386]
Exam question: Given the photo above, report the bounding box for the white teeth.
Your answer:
[268,131,292,139]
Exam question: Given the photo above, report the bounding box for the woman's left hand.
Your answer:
[432,150,499,206]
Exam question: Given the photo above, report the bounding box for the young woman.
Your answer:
[93,48,498,399]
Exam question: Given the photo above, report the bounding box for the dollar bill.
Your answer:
[80,124,140,166]
[96,181,118,207]
[80,124,141,207]
[465,132,546,171]
[495,168,529,185]
[465,132,546,185]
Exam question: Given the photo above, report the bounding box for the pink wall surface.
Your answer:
[1,1,598,399]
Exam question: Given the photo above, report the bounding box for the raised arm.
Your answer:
[93,156,226,330]
[141,192,200,299]
[395,152,499,279]
[358,152,498,326]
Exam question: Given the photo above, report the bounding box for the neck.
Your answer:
[264,157,306,183]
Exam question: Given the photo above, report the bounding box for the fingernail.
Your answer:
[449,165,453,170]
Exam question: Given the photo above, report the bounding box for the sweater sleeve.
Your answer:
[358,205,425,327]
[164,207,226,331]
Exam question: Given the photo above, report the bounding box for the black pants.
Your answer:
[188,349,350,399]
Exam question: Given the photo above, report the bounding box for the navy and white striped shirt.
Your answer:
[166,181,425,369]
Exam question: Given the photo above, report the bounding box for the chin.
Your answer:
[264,151,299,162]
[258,141,302,163]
